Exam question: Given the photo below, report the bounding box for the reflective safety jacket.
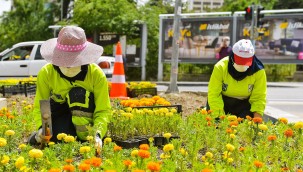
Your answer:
[32,63,112,139]
[208,57,267,116]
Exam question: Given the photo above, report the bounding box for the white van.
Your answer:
[0,41,115,79]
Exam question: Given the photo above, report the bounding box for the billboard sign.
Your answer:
[162,17,233,63]
[237,14,303,63]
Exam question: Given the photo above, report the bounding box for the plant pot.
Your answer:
[153,136,164,146]
[113,138,141,149]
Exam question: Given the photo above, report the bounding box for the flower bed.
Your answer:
[1,97,303,171]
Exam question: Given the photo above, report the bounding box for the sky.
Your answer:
[0,0,11,16]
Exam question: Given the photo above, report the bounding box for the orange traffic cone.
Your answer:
[110,42,129,99]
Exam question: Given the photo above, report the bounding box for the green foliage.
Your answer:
[221,0,278,12]
[73,0,139,36]
[0,0,57,51]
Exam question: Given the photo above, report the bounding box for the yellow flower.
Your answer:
[48,142,55,146]
[278,118,288,124]
[18,144,27,150]
[80,146,91,154]
[15,156,24,169]
[163,144,174,152]
[205,152,213,158]
[29,149,43,158]
[230,134,236,139]
[125,107,132,112]
[227,158,233,163]
[201,156,206,161]
[222,151,231,159]
[294,121,303,129]
[1,155,10,164]
[86,136,94,141]
[227,115,237,121]
[165,112,174,117]
[179,148,188,156]
[258,124,268,131]
[131,150,139,157]
[163,133,172,139]
[170,108,177,113]
[226,144,235,152]
[160,153,171,159]
[0,138,7,147]
[5,130,15,136]
[64,135,75,143]
[104,137,112,144]
[57,133,67,140]
[258,132,263,136]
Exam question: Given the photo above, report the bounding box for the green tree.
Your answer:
[273,0,303,9]
[0,0,58,51]
[221,0,277,12]
[72,0,140,41]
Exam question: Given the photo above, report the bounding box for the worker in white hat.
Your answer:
[207,39,267,118]
[28,26,111,148]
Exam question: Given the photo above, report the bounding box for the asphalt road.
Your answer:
[157,82,303,122]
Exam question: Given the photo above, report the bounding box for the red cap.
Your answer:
[234,53,253,66]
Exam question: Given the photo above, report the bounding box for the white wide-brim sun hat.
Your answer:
[40,26,103,67]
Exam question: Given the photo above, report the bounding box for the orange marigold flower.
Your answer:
[207,110,213,114]
[206,116,212,121]
[200,109,208,115]
[139,144,149,150]
[133,170,145,172]
[253,117,262,124]
[267,135,277,141]
[246,115,252,120]
[284,128,294,138]
[90,157,102,167]
[105,170,116,172]
[48,168,61,172]
[123,160,133,167]
[83,159,91,164]
[239,147,245,152]
[220,115,225,120]
[281,167,289,171]
[147,162,161,172]
[78,163,90,171]
[254,160,264,168]
[138,149,150,159]
[65,159,73,163]
[63,164,75,172]
[279,117,288,124]
[237,117,243,122]
[229,121,238,127]
[297,169,303,172]
[114,145,122,152]
[226,128,233,133]
[201,168,213,172]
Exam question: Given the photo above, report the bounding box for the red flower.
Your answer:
[253,117,262,124]
[147,162,161,172]
[284,128,294,138]
[267,135,277,141]
[138,149,150,159]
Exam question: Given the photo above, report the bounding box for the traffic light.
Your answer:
[245,6,253,20]
[257,6,265,27]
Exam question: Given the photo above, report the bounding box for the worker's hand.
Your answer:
[34,129,43,143]
[95,133,103,148]
[253,112,262,118]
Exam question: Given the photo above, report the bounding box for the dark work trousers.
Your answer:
[49,99,77,142]
[206,95,254,118]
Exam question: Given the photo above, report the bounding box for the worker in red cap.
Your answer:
[207,39,266,118]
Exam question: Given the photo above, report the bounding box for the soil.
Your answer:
[3,91,208,117]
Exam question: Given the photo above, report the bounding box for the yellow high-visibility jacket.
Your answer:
[208,57,267,116]
[32,63,112,139]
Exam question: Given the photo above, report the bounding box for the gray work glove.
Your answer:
[28,129,43,145]
[95,133,103,148]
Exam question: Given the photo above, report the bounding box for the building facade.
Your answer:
[188,0,224,12]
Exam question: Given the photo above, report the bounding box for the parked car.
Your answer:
[0,41,115,79]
